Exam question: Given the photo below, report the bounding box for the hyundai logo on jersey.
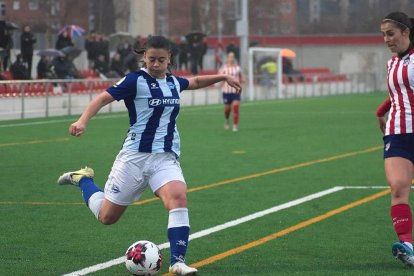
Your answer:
[148,97,180,107]
[149,99,162,106]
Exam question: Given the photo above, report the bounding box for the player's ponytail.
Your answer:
[410,17,414,43]
[134,35,177,73]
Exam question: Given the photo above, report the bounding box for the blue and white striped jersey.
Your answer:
[107,68,189,157]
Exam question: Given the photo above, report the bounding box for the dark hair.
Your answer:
[383,12,414,42]
[134,35,176,72]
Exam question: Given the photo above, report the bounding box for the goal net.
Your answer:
[248,47,283,100]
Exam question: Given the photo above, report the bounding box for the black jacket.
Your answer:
[20,31,36,55]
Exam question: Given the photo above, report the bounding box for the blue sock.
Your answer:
[168,226,190,265]
[79,177,102,206]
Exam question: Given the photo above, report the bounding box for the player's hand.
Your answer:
[225,76,242,94]
[69,121,86,137]
[377,116,386,134]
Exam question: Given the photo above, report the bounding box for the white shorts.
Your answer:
[103,150,186,206]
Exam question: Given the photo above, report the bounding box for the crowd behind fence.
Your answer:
[0,72,386,121]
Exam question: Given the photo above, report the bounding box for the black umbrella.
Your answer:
[5,21,20,30]
[109,31,134,49]
[60,46,82,59]
[37,48,65,57]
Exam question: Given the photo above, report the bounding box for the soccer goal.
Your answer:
[248,47,283,100]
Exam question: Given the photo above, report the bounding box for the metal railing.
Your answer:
[0,72,386,121]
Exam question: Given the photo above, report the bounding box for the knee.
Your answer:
[165,193,187,210]
[389,179,411,199]
[98,213,120,225]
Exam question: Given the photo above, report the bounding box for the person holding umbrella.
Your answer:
[37,50,63,79]
[20,24,36,78]
[56,29,74,50]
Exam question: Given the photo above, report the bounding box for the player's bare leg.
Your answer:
[224,104,231,130]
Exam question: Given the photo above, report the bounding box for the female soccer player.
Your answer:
[377,12,414,267]
[57,35,241,275]
[218,51,242,131]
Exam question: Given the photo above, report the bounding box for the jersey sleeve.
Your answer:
[174,76,189,92]
[106,73,138,101]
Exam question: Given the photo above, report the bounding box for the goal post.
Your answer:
[248,47,283,100]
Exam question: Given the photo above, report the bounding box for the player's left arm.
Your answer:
[187,74,241,93]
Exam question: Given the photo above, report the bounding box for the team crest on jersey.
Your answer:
[167,82,176,90]
[403,58,410,66]
[150,82,159,89]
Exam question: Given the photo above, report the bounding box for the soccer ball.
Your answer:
[125,240,162,275]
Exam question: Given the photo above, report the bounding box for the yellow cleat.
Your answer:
[57,167,94,186]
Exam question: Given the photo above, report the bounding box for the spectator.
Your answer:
[55,29,74,50]
[37,56,56,79]
[117,42,132,64]
[109,52,125,77]
[282,57,304,82]
[96,33,110,64]
[20,25,36,78]
[93,54,110,77]
[2,29,13,71]
[199,37,208,71]
[10,54,30,80]
[188,41,202,75]
[52,56,80,79]
[123,51,139,73]
[133,35,142,51]
[260,59,277,88]
[84,30,99,69]
[178,36,189,71]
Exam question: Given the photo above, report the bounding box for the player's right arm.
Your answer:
[70,91,115,136]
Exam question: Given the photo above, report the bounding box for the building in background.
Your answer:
[0,0,413,45]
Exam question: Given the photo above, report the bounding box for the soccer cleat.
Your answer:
[232,124,238,132]
[224,121,230,130]
[392,242,414,267]
[169,262,197,275]
[57,167,94,186]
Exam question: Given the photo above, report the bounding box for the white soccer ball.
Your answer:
[125,240,162,275]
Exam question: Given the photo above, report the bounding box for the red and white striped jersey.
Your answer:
[219,64,242,93]
[385,49,414,135]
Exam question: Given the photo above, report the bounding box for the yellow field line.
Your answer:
[186,146,383,193]
[0,137,70,148]
[163,188,391,275]
[0,145,382,206]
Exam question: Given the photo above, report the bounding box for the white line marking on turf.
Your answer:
[63,186,346,275]
[0,114,126,128]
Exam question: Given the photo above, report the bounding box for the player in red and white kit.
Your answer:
[377,11,414,267]
[219,51,242,131]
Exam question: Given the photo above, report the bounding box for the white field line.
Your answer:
[0,114,126,128]
[63,185,389,275]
